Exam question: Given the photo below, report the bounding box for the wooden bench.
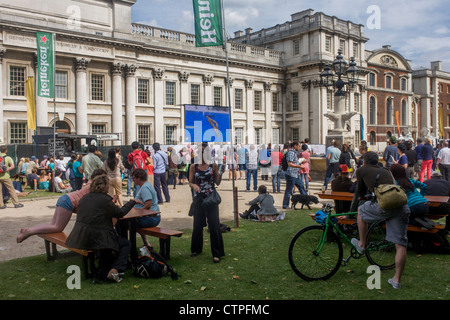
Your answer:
[136,227,184,260]
[38,232,96,279]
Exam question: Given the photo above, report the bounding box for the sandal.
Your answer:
[107,270,123,283]
[213,257,220,263]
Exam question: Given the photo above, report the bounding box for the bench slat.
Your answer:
[136,227,184,239]
[38,232,91,256]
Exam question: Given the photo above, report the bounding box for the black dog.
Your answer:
[291,194,319,210]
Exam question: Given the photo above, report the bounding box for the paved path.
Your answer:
[0,178,324,262]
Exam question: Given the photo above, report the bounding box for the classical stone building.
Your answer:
[413,61,450,140]
[365,45,417,152]
[0,0,442,150]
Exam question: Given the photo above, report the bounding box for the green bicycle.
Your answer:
[288,203,396,281]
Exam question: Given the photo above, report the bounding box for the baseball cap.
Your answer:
[339,164,349,173]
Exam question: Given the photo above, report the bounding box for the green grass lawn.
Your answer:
[0,209,449,301]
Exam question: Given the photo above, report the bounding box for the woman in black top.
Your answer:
[189,142,225,263]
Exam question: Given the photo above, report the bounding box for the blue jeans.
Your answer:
[300,173,309,191]
[272,169,281,193]
[283,175,307,208]
[126,170,132,196]
[246,169,258,191]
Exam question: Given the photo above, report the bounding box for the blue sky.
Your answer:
[131,0,450,71]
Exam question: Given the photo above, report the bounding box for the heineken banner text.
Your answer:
[36,32,55,98]
[193,0,223,47]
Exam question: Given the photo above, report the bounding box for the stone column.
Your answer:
[74,58,90,136]
[264,82,272,143]
[203,74,213,105]
[179,71,190,143]
[0,49,5,143]
[245,80,254,144]
[125,64,138,144]
[153,68,165,143]
[111,62,123,145]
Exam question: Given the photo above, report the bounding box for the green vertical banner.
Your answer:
[193,0,223,47]
[36,32,55,98]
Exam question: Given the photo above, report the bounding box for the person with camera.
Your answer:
[189,142,225,263]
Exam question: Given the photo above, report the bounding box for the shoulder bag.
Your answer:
[373,167,408,211]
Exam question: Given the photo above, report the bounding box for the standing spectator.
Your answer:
[414,138,424,177]
[237,144,247,180]
[270,144,283,193]
[396,143,409,177]
[72,155,84,191]
[127,141,150,193]
[404,140,418,179]
[299,144,311,192]
[177,147,190,185]
[55,154,67,175]
[226,146,237,181]
[80,145,103,181]
[322,140,341,191]
[0,145,23,208]
[419,138,434,182]
[246,144,258,192]
[189,142,225,263]
[66,154,77,189]
[259,144,271,181]
[436,141,450,181]
[331,165,354,213]
[167,147,178,189]
[282,141,307,209]
[103,148,125,207]
[339,144,356,173]
[152,142,170,205]
[383,136,398,168]
[215,145,224,173]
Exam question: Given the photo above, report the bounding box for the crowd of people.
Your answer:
[10,135,450,286]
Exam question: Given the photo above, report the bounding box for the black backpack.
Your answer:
[408,229,450,254]
[133,246,178,280]
[281,151,290,171]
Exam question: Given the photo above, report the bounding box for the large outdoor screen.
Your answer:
[184,104,231,143]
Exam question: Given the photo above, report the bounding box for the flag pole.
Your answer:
[220,0,238,228]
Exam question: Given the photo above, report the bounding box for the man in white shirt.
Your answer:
[437,141,450,181]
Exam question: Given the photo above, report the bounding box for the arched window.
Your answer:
[369,96,376,124]
[386,98,393,125]
[53,121,70,134]
[370,131,376,145]
[401,100,407,126]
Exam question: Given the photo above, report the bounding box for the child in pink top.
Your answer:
[299,144,311,191]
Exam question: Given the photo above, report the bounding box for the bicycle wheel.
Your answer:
[365,221,396,270]
[288,225,343,281]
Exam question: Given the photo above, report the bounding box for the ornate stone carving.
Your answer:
[74,57,91,71]
[203,74,214,85]
[152,68,165,80]
[111,62,124,75]
[225,77,234,87]
[380,55,398,68]
[125,64,138,77]
[264,82,272,91]
[301,80,311,89]
[0,48,6,64]
[245,79,254,89]
[179,71,190,82]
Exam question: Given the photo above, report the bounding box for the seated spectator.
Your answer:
[390,163,429,225]
[239,185,281,221]
[65,175,140,283]
[424,171,450,231]
[331,165,354,213]
[54,169,73,193]
[39,170,50,190]
[27,168,39,191]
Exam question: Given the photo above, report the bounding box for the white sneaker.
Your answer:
[388,278,401,289]
[351,238,365,254]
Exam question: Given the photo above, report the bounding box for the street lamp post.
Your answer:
[321,50,360,146]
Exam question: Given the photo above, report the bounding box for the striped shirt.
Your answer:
[397,178,428,207]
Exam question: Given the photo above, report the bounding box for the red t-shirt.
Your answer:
[271,151,283,166]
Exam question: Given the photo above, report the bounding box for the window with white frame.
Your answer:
[339,39,346,54]
[369,96,376,125]
[386,98,393,125]
[234,88,243,109]
[369,73,376,87]
[272,92,279,112]
[255,128,262,145]
[91,124,106,146]
[138,79,149,104]
[292,128,299,141]
[401,100,407,126]
[138,125,151,145]
[293,39,300,55]
[213,87,222,106]
[10,66,26,96]
[401,78,407,91]
[354,93,360,112]
[190,84,200,105]
[325,36,332,52]
[91,74,105,101]
[353,43,358,58]
[165,81,176,105]
[235,127,243,144]
[10,122,27,144]
[292,92,299,111]
[165,125,177,145]
[254,91,262,111]
[385,75,392,89]
[55,71,68,99]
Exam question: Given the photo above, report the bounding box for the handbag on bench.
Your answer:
[373,167,408,211]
